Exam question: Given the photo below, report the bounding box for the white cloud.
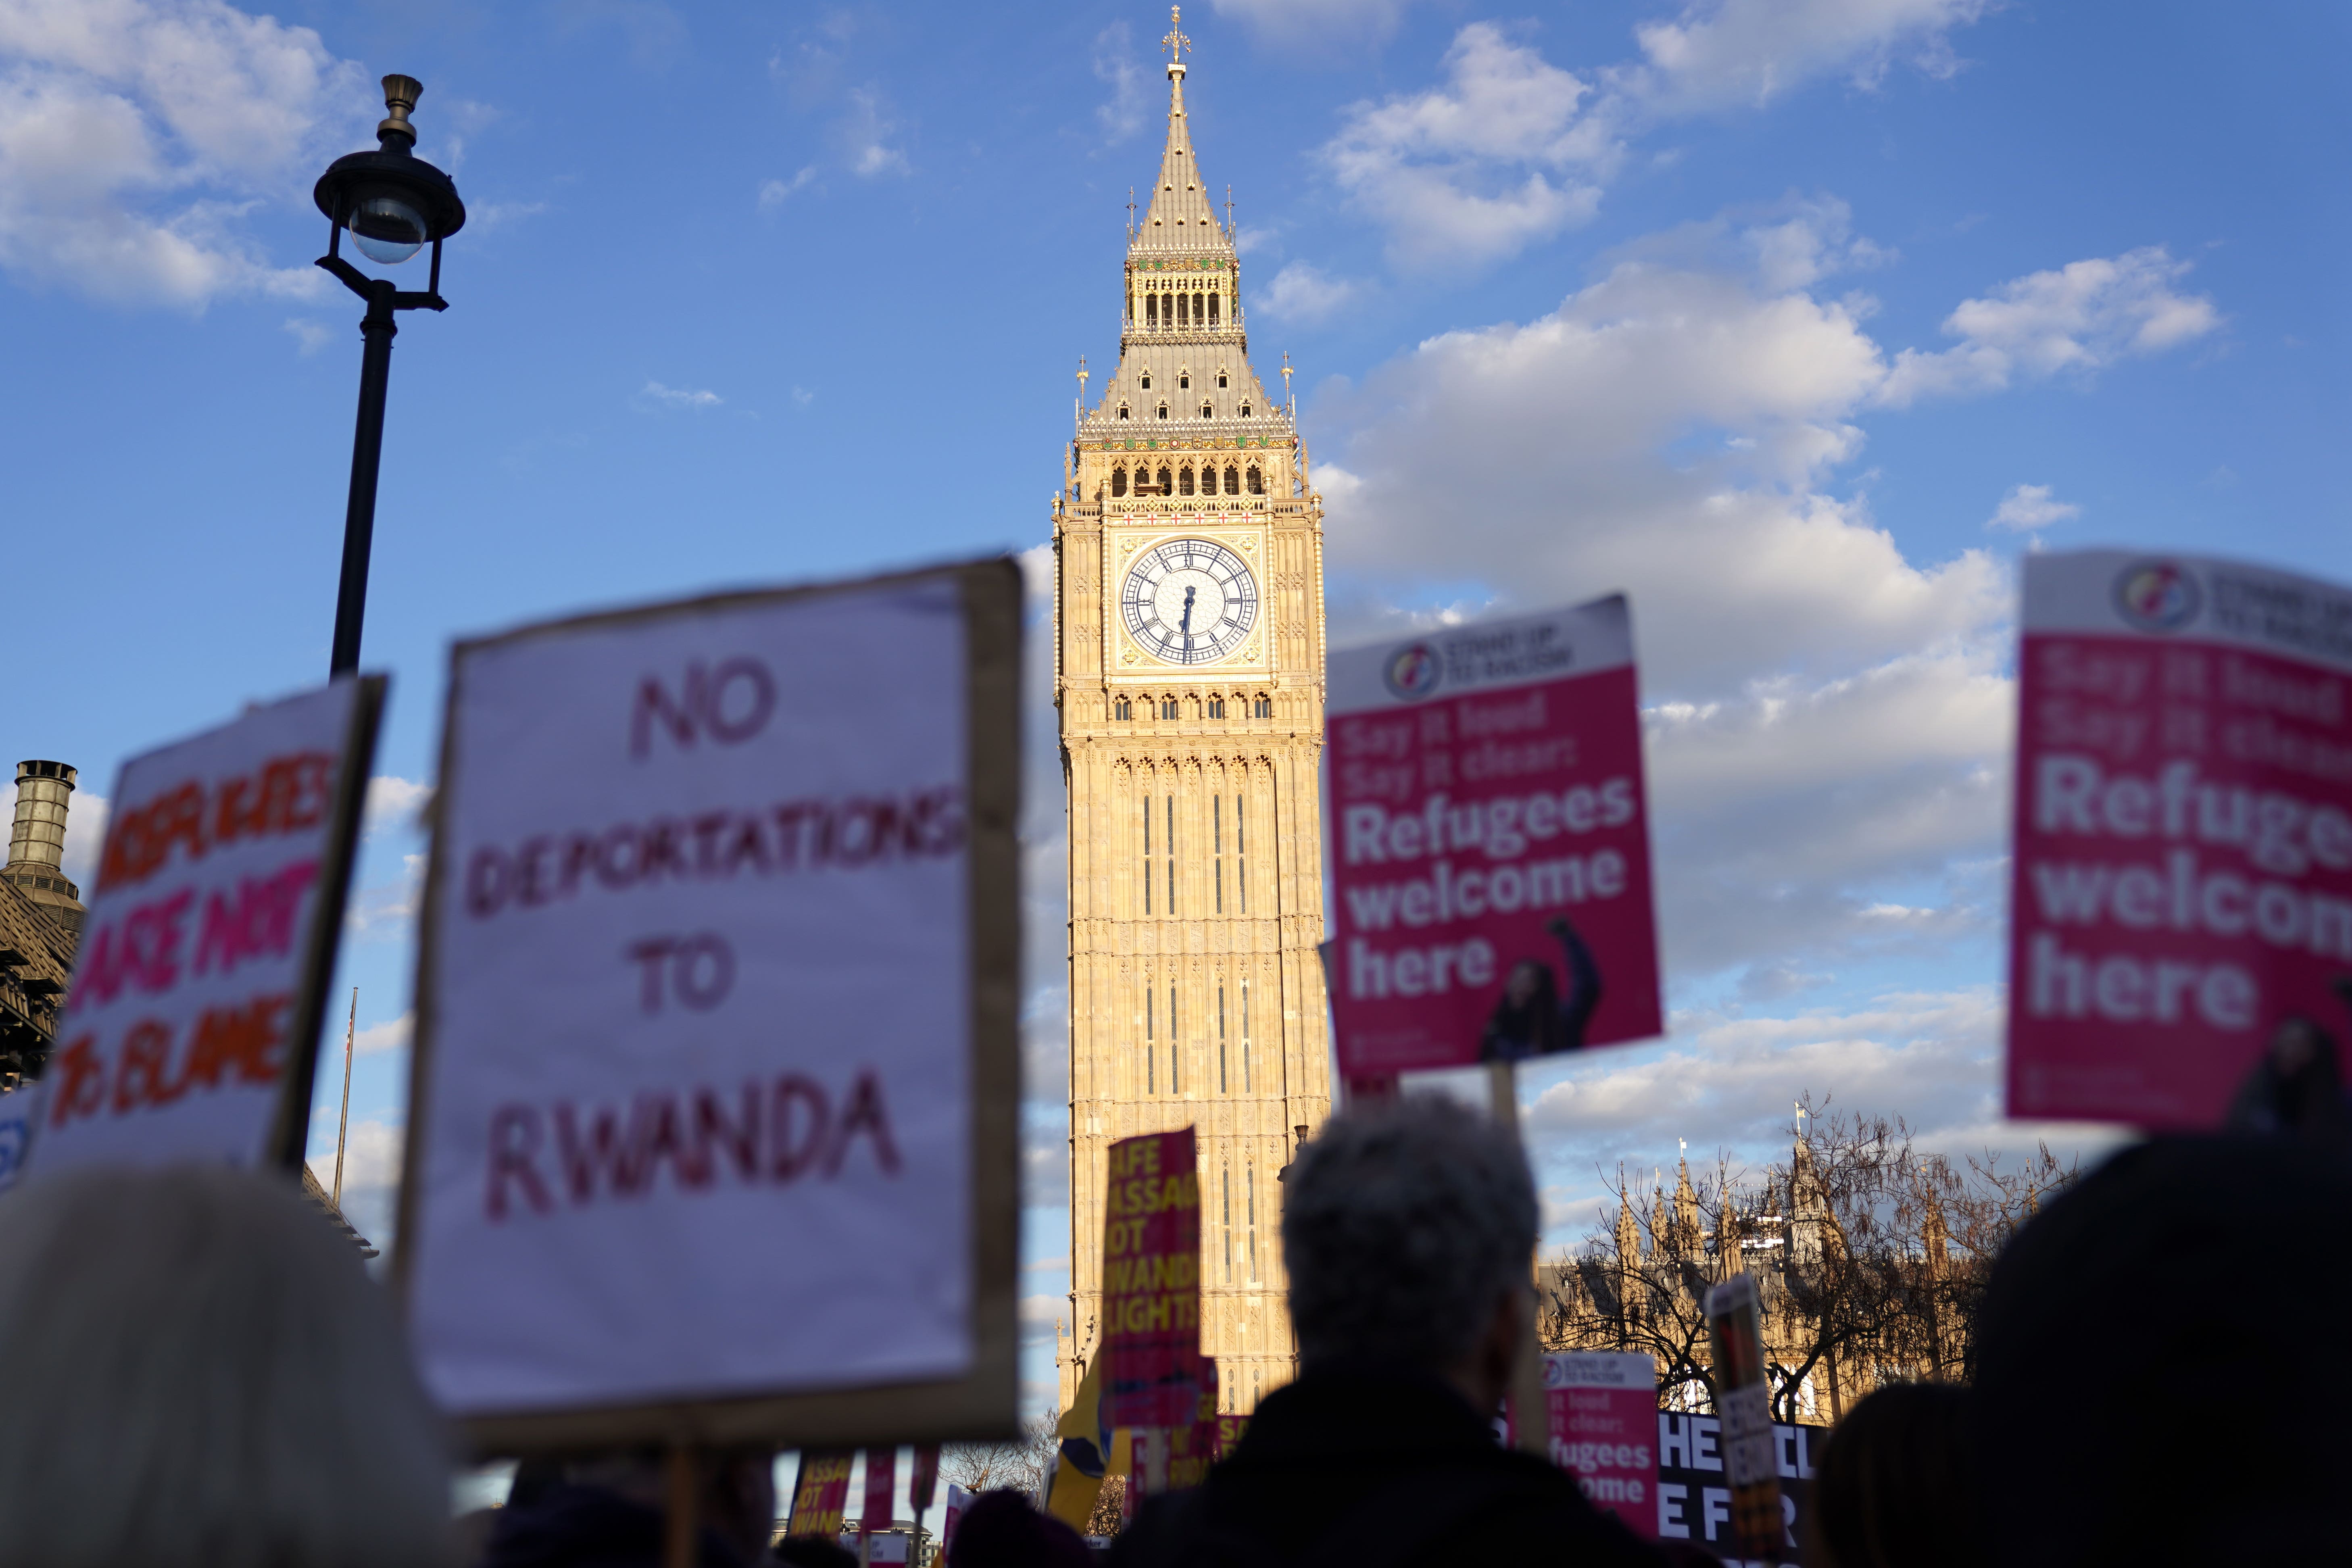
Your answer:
[281,315,331,354]
[1632,0,1991,112]
[1305,229,2226,997]
[1312,3,1998,271]
[60,789,105,888]
[0,0,367,306]
[1316,200,2025,981]
[1018,1293,1065,1344]
[638,380,720,410]
[308,1114,401,1189]
[1023,1117,1068,1205]
[1880,246,2222,405]
[790,384,813,407]
[468,199,548,231]
[1645,647,2010,976]
[1517,985,2132,1249]
[1323,248,1999,691]
[306,1115,402,1245]
[838,87,906,178]
[352,1011,411,1056]
[363,774,428,838]
[1528,987,2004,1151]
[347,850,421,937]
[1986,482,2079,533]
[1320,23,1612,270]
[1733,194,1889,291]
[1231,222,1276,257]
[757,167,814,209]
[1092,23,1146,142]
[1254,260,1361,325]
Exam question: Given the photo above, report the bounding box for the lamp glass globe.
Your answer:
[350,194,426,264]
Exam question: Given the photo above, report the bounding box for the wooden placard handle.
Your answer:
[663,1443,697,1568]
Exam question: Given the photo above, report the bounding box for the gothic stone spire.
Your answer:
[1135,7,1227,254]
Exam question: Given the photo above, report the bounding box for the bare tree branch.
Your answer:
[1540,1095,2077,1420]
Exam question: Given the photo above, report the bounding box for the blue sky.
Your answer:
[6,0,2349,1429]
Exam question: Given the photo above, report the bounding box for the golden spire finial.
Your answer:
[1163,6,1191,71]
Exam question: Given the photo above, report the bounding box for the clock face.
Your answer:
[1121,538,1259,665]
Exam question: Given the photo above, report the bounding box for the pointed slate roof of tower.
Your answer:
[1134,8,1229,255]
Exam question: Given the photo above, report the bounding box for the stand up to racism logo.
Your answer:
[1383,641,1442,700]
[2112,559,2202,632]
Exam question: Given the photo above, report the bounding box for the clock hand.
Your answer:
[1180,586,1196,636]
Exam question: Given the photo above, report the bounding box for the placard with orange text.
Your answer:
[27,679,381,1179]
[2010,550,2352,1125]
[398,562,1020,1449]
[1326,596,1662,1080]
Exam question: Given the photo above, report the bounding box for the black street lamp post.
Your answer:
[312,75,466,678]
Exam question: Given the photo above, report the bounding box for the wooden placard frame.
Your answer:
[394,559,1022,1455]
[269,675,387,1172]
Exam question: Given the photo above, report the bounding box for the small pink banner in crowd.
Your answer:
[1508,1352,1659,1538]
[861,1445,897,1532]
[2010,550,2352,1125]
[1326,597,1661,1081]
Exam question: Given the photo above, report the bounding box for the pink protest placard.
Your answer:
[2010,551,2352,1126]
[27,679,382,1179]
[1100,1127,1201,1429]
[862,1445,897,1532]
[1544,1352,1658,1539]
[1326,597,1662,1079]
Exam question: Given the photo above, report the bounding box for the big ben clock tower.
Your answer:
[1053,10,1331,1418]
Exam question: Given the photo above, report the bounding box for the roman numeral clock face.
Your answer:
[1122,539,1258,665]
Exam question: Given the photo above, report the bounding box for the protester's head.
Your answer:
[945,1489,1090,1568]
[1972,1133,2352,1564]
[0,1163,452,1568]
[773,1537,859,1568]
[1502,958,1555,1011]
[1283,1094,1537,1396]
[562,1445,778,1563]
[1804,1382,1981,1568]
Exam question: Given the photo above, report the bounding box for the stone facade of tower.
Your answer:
[1052,32,1330,1418]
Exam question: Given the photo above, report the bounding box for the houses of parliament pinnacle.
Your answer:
[1051,9,1332,1418]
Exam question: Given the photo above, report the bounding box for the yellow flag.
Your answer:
[1043,1352,1109,1530]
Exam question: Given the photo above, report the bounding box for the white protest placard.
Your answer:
[26,679,383,1179]
[399,561,1020,1451]
[0,1086,33,1194]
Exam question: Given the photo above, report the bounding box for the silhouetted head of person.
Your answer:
[945,1489,1089,1568]
[1972,1133,2352,1565]
[0,1164,452,1568]
[2227,1013,2352,1147]
[1503,957,1554,1012]
[1805,1382,1982,1568]
[1283,1095,1537,1413]
[773,1537,859,1568]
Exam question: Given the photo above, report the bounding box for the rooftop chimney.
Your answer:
[6,761,83,937]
